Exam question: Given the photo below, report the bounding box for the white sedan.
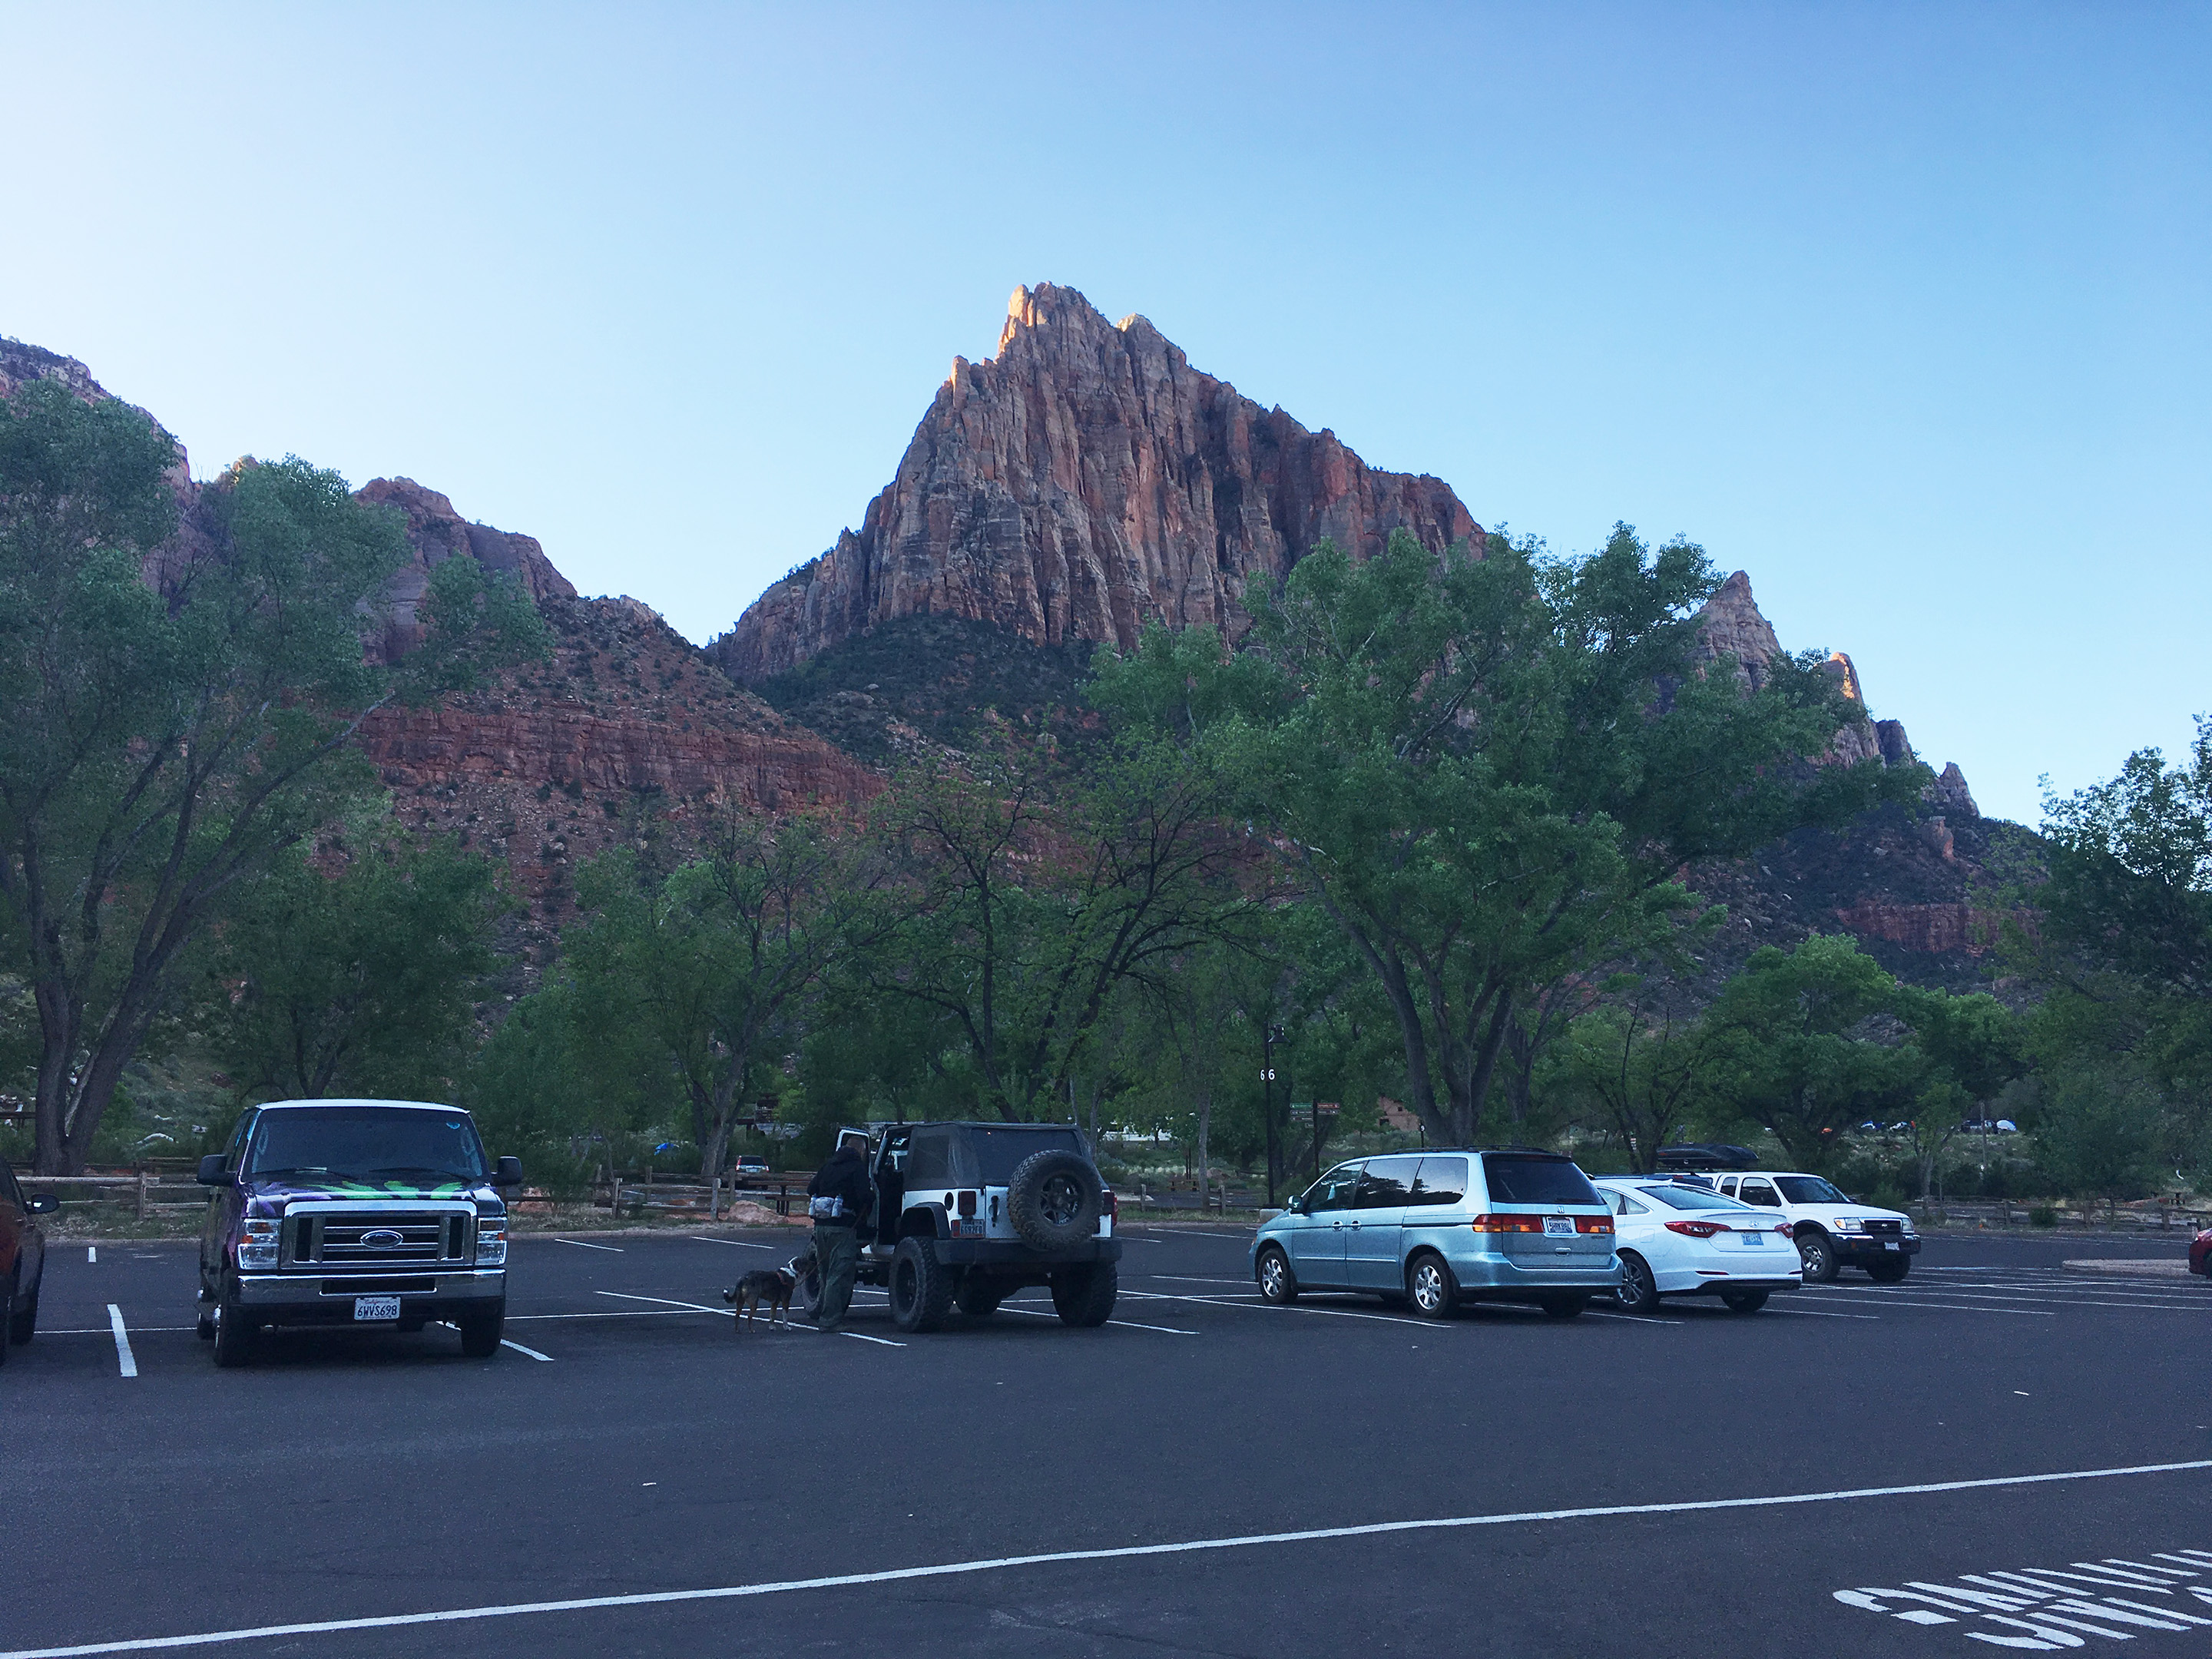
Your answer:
[1591,1177,1802,1315]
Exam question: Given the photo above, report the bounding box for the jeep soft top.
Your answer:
[803,1121,1122,1333]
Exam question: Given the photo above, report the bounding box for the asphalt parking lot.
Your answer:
[13,1226,2212,1658]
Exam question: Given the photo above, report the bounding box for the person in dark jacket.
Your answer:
[806,1131,874,1330]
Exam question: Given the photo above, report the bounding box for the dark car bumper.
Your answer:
[231,1269,505,1325]
[1835,1237,1920,1267]
[927,1238,1123,1268]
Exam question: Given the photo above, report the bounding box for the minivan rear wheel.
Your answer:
[1407,1253,1457,1319]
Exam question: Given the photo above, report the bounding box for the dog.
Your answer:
[720,1257,803,1329]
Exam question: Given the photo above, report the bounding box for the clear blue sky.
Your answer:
[4,3,2204,825]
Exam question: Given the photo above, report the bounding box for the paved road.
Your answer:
[12,1227,2212,1657]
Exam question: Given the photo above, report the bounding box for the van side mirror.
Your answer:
[1285,1195,1305,1215]
[197,1154,233,1187]
[26,1194,58,1216]
[493,1156,524,1189]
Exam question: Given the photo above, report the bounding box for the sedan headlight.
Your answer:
[237,1217,280,1269]
[475,1218,508,1266]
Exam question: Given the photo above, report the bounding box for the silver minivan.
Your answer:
[1250,1149,1620,1320]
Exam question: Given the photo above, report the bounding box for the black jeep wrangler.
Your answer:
[803,1121,1122,1333]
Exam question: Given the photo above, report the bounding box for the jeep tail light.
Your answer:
[1469,1214,1545,1233]
[957,1190,978,1218]
[1664,1219,1727,1239]
[1101,1188,1118,1222]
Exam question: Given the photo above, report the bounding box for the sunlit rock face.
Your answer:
[713,283,1482,682]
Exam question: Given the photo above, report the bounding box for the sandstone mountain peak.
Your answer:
[714,283,1481,683]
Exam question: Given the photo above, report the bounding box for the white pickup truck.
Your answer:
[1707,1171,1918,1283]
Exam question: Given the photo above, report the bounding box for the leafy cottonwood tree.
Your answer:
[1891,986,2024,1198]
[868,732,1255,1121]
[1705,935,1916,1171]
[207,827,506,1101]
[0,382,546,1171]
[1097,525,1916,1144]
[565,813,886,1184]
[1551,990,1727,1174]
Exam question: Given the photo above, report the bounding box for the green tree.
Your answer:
[868,731,1253,1121]
[463,978,674,1189]
[1096,525,1915,1144]
[1550,993,1724,1174]
[207,826,505,1101]
[2018,719,2212,1104]
[565,812,885,1184]
[0,382,547,1171]
[1892,987,2024,1199]
[1705,935,1915,1171]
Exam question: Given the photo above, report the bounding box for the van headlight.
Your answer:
[475,1220,508,1266]
[237,1217,280,1269]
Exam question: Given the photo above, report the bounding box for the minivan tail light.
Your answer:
[1577,1216,1613,1235]
[1469,1214,1545,1233]
[1665,1220,1727,1239]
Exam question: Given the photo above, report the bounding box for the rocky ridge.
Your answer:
[713,283,1481,683]
[0,336,878,940]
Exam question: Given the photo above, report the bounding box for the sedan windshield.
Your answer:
[1637,1184,1755,1212]
[1776,1176,1850,1204]
[246,1108,487,1184]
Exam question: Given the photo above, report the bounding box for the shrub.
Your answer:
[2029,1204,2058,1227]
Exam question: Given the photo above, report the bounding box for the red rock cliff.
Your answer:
[713,283,1482,682]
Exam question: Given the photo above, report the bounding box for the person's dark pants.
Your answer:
[813,1224,860,1328]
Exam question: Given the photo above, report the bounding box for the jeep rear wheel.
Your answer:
[1050,1262,1117,1327]
[889,1236,953,1333]
[1007,1150,1102,1252]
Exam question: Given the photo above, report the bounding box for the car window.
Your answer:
[1480,1154,1602,1206]
[1638,1184,1753,1212]
[223,1109,257,1174]
[1717,1176,1738,1197]
[1737,1179,1781,1207]
[1301,1165,1363,1213]
[1776,1176,1850,1204]
[247,1108,488,1184]
[1357,1156,1420,1208]
[1608,1190,1647,1215]
[1410,1157,1468,1206]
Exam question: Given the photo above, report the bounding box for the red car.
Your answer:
[2,1157,58,1365]
[2190,1227,2212,1277]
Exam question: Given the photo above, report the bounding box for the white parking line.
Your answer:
[1586,1310,1681,1326]
[1122,1290,1442,1330]
[499,1339,555,1362]
[593,1290,906,1348]
[1768,1306,1882,1320]
[1150,1275,1256,1286]
[551,1238,623,1253]
[1793,1290,2056,1316]
[691,1237,778,1250]
[86,1247,96,1263]
[14,1459,2212,1658]
[992,1306,1199,1336]
[106,1306,136,1379]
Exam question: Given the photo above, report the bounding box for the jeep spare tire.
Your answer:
[1006,1148,1102,1251]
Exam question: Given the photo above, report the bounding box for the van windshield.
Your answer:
[246,1108,487,1185]
[1482,1154,1601,1206]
